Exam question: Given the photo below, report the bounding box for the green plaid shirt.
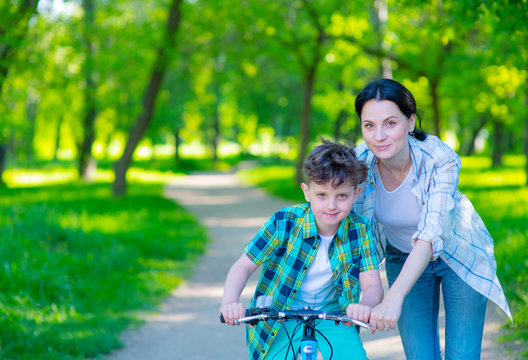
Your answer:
[244,203,378,360]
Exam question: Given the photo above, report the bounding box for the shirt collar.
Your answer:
[408,135,424,183]
[303,206,319,239]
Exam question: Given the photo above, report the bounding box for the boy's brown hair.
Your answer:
[303,138,367,188]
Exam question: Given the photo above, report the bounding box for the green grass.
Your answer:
[0,181,207,359]
[238,155,528,357]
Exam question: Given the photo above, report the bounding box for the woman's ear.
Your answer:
[409,114,417,132]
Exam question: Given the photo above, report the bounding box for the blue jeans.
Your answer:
[385,243,487,360]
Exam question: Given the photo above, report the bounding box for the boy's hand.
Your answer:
[345,303,372,327]
[220,302,246,326]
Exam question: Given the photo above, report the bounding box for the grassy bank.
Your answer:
[238,155,528,357]
[0,180,207,359]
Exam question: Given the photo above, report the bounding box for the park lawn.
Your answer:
[238,155,528,356]
[0,180,207,359]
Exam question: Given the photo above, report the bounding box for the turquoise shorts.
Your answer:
[265,303,368,359]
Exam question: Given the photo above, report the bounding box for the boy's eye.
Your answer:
[338,194,348,199]
[317,193,326,198]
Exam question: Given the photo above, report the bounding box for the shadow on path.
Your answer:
[104,171,509,360]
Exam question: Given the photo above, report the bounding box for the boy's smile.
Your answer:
[301,180,361,237]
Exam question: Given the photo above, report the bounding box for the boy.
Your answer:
[220,139,383,359]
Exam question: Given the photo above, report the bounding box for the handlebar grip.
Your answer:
[220,309,254,324]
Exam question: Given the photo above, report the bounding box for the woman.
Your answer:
[353,78,511,359]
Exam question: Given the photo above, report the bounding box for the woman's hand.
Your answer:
[220,302,246,326]
[369,294,403,333]
[346,303,373,326]
[369,240,432,333]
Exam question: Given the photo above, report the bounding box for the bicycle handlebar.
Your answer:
[220,308,370,330]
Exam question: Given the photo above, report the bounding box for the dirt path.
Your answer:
[104,171,510,360]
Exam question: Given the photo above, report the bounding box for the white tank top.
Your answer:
[291,234,337,310]
[375,165,420,253]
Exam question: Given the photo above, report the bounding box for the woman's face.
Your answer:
[360,99,416,162]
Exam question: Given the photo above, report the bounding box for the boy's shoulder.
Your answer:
[271,203,310,221]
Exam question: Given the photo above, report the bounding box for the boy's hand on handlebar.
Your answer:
[345,303,372,327]
[220,302,246,326]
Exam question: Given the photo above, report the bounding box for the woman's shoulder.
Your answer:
[354,141,372,162]
[413,135,460,165]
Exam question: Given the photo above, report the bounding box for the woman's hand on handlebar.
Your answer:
[369,295,401,333]
[220,302,246,326]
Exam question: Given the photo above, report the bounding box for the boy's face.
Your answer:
[301,180,361,237]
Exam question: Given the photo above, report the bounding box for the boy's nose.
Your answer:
[327,198,337,209]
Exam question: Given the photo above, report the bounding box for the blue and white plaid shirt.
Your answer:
[353,134,511,321]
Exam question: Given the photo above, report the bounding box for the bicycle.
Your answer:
[220,296,370,360]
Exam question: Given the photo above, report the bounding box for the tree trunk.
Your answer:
[294,6,325,185]
[491,119,503,167]
[25,96,38,162]
[53,117,63,161]
[295,65,316,184]
[78,0,97,180]
[212,111,220,163]
[372,0,391,78]
[113,0,183,197]
[430,78,441,137]
[212,81,220,163]
[173,126,181,163]
[463,115,487,156]
[334,108,348,142]
[333,81,348,141]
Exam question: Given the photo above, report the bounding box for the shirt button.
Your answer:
[293,290,297,293]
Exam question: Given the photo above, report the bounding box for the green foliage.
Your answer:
[458,155,528,356]
[237,164,305,203]
[0,182,207,359]
[239,155,528,355]
[2,0,526,173]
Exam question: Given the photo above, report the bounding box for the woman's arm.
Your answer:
[369,239,432,331]
[220,253,259,325]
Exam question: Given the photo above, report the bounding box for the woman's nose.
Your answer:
[374,127,386,141]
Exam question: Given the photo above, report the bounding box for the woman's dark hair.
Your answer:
[304,138,367,188]
[354,78,427,141]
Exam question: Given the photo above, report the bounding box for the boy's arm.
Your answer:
[346,269,383,327]
[220,253,259,325]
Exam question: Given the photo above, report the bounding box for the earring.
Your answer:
[408,131,415,137]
